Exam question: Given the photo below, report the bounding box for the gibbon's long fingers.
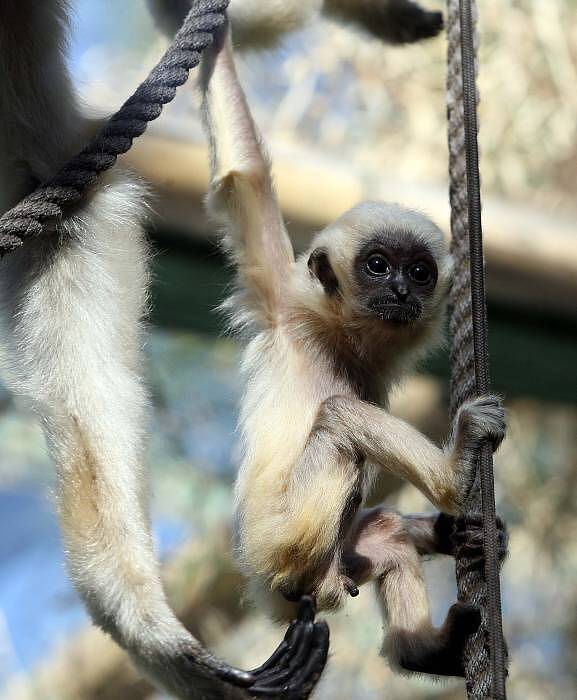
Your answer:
[250,623,330,699]
[284,625,331,698]
[233,596,329,698]
[200,21,294,317]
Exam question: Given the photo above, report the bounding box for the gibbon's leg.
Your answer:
[342,508,480,677]
[312,394,506,514]
[200,23,295,323]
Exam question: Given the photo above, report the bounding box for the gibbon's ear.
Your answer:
[308,247,340,296]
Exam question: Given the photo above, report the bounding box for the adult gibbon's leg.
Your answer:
[200,23,295,323]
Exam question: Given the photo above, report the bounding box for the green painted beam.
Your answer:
[150,236,577,405]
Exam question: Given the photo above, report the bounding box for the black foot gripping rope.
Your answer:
[0,0,230,255]
[446,1,508,698]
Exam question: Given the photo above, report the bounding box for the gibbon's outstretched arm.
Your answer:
[200,25,294,323]
[297,393,506,515]
[148,0,444,49]
[0,2,327,698]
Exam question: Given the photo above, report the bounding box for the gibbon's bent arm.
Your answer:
[200,25,294,323]
[310,394,506,514]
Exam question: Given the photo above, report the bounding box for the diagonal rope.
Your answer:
[446,1,507,698]
[0,0,230,256]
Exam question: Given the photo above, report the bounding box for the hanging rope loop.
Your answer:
[446,1,508,698]
[0,0,230,255]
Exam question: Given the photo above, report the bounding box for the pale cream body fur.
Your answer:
[201,26,505,672]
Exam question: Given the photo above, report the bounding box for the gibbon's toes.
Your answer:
[247,596,329,698]
[396,602,481,678]
[432,512,457,554]
[452,514,509,570]
[445,602,482,639]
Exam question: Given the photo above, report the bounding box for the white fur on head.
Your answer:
[311,200,452,288]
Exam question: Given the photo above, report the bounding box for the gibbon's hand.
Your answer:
[216,596,329,699]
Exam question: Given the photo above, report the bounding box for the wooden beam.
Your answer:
[124,134,577,318]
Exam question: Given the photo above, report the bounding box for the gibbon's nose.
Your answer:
[392,278,410,302]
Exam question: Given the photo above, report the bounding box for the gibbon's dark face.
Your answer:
[353,235,438,325]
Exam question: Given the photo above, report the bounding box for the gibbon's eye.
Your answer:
[366,254,390,276]
[408,261,432,284]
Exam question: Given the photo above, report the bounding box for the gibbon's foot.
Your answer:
[456,394,507,453]
[432,512,508,566]
[398,602,481,677]
[216,596,329,699]
[453,513,509,572]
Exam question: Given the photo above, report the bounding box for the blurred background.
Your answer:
[1,1,576,698]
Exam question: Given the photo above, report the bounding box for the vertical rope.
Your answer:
[446,1,507,697]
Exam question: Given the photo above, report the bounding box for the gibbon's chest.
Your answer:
[239,330,359,462]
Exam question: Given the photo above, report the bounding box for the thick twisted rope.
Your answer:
[446,1,507,698]
[0,0,229,255]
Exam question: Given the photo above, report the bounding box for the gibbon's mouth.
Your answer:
[368,299,422,324]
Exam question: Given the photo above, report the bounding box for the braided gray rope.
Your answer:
[447,1,507,698]
[0,0,229,255]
